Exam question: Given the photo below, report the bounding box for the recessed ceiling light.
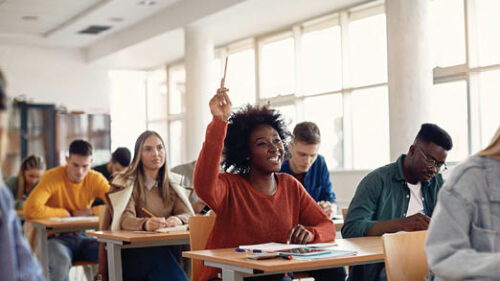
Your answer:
[21,16,38,21]
[139,0,156,6]
[109,17,124,22]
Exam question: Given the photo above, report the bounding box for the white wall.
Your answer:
[0,43,110,113]
[331,170,371,210]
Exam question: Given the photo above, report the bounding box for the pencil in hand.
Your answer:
[141,207,156,218]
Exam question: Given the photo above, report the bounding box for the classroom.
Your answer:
[0,0,499,281]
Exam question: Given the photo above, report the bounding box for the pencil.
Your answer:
[141,207,156,218]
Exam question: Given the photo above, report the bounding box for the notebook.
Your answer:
[155,224,189,233]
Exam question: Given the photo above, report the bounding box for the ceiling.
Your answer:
[0,0,369,69]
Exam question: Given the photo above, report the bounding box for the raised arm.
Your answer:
[193,89,232,212]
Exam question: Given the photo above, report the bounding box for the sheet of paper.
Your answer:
[239,242,337,252]
[291,249,357,260]
[155,224,188,233]
[49,216,98,222]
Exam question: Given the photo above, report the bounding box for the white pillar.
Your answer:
[184,24,214,161]
[386,0,433,160]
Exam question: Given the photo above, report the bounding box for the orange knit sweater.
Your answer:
[194,118,335,281]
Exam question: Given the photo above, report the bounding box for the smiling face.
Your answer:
[140,135,165,172]
[289,141,320,174]
[247,124,285,174]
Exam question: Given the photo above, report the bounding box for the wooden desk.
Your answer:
[183,237,383,281]
[29,217,99,279]
[87,230,190,281]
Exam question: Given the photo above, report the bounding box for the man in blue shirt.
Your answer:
[280,122,337,217]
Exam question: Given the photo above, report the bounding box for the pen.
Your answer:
[141,208,156,218]
[279,254,293,260]
[235,248,262,253]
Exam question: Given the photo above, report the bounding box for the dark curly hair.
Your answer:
[222,104,290,174]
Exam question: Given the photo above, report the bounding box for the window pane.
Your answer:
[148,121,168,145]
[261,37,295,98]
[109,70,147,153]
[146,69,167,121]
[351,86,390,169]
[168,66,185,115]
[349,14,388,87]
[429,81,468,162]
[429,0,466,67]
[479,70,500,146]
[475,0,500,66]
[225,49,256,107]
[304,94,344,169]
[168,120,183,167]
[302,26,342,94]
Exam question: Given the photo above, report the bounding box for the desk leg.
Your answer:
[106,242,123,281]
[222,268,245,281]
[36,226,49,280]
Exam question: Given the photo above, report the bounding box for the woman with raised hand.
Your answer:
[99,130,194,281]
[5,154,45,210]
[194,87,344,281]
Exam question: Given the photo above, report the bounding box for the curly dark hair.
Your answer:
[222,104,290,174]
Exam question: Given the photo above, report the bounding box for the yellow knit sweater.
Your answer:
[24,165,110,219]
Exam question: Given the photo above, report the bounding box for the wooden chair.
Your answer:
[341,208,348,220]
[382,230,428,281]
[72,205,107,280]
[189,215,216,281]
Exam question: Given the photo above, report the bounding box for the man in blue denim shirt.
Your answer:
[0,69,45,281]
[342,124,453,281]
[280,122,337,217]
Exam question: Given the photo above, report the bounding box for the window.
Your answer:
[429,0,466,67]
[301,25,342,94]
[260,36,296,98]
[225,49,256,107]
[475,0,500,66]
[351,86,390,169]
[146,68,168,142]
[429,81,468,162]
[168,66,186,115]
[478,70,500,146]
[168,120,184,167]
[349,13,388,87]
[167,64,186,167]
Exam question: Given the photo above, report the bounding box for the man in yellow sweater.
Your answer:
[25,139,110,281]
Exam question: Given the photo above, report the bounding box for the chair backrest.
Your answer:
[97,204,107,230]
[382,230,428,281]
[341,208,348,220]
[189,215,216,281]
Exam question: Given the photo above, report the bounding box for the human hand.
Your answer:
[287,224,313,244]
[165,216,183,227]
[71,208,93,217]
[145,217,167,231]
[318,201,334,218]
[401,213,430,231]
[209,87,232,121]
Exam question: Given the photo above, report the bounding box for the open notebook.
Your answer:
[155,224,189,233]
[239,242,338,252]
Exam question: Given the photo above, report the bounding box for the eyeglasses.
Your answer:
[418,149,447,172]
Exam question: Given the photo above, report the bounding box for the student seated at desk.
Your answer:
[194,88,345,281]
[425,126,500,280]
[342,124,453,281]
[24,139,110,281]
[98,130,194,281]
[5,154,45,210]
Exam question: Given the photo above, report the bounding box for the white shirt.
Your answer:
[406,182,424,217]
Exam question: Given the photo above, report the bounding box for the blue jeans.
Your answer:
[122,246,187,281]
[48,232,98,281]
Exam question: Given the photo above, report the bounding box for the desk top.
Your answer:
[28,217,99,229]
[86,230,190,243]
[183,236,383,273]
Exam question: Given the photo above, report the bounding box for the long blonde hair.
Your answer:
[477,126,500,160]
[16,155,45,200]
[121,131,170,204]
